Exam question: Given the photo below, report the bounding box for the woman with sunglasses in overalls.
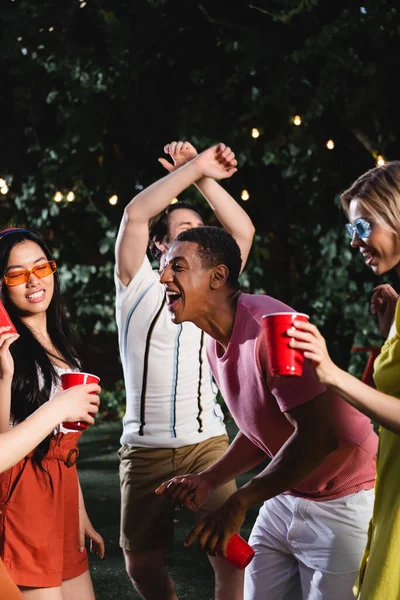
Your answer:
[289,161,400,599]
[0,228,104,599]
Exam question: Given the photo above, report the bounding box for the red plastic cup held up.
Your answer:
[0,300,17,335]
[61,371,100,431]
[262,312,309,377]
[214,533,255,570]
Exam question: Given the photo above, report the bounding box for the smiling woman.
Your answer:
[288,161,400,600]
[0,228,104,599]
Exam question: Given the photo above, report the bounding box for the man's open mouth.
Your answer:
[166,290,181,310]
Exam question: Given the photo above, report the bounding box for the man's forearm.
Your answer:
[195,177,255,269]
[125,160,203,222]
[234,429,337,509]
[201,431,267,489]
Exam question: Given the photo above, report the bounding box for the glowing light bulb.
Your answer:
[0,178,5,187]
[326,140,335,150]
[108,194,118,206]
[251,128,260,139]
[66,191,75,202]
[170,198,179,204]
[0,185,9,195]
[293,115,302,126]
[376,155,385,167]
[53,191,63,203]
[241,190,250,201]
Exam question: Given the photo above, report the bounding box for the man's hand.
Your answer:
[155,473,213,511]
[158,140,198,172]
[193,143,238,181]
[184,494,247,557]
[370,284,399,338]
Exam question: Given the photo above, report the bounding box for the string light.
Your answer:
[66,191,75,202]
[326,140,335,150]
[53,191,63,203]
[251,128,260,139]
[170,198,179,204]
[293,115,302,126]
[0,179,5,187]
[376,155,385,167]
[108,194,118,206]
[0,184,9,195]
[241,190,250,201]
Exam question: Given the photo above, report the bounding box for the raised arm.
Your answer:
[289,318,400,433]
[159,141,255,271]
[0,328,18,433]
[0,383,100,473]
[115,142,243,287]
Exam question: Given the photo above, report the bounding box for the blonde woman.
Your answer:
[290,160,400,599]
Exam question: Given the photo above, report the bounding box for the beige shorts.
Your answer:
[119,434,236,552]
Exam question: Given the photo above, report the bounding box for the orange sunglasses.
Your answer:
[3,260,57,287]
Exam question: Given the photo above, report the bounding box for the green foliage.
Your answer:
[1,0,399,394]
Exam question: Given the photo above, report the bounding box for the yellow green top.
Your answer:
[355,299,400,599]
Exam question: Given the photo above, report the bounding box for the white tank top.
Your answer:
[115,258,226,448]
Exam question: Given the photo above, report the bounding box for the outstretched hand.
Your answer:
[288,320,340,387]
[370,284,399,338]
[155,473,213,512]
[158,141,198,172]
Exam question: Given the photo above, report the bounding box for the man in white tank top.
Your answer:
[114,141,254,599]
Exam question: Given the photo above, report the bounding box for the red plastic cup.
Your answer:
[262,312,309,377]
[214,533,255,570]
[61,371,100,431]
[0,300,17,335]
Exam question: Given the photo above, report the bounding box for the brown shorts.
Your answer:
[119,434,236,552]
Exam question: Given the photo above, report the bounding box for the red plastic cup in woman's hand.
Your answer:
[0,300,17,335]
[262,312,309,377]
[214,533,255,570]
[61,372,100,431]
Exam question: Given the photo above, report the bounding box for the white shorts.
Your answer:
[244,490,374,600]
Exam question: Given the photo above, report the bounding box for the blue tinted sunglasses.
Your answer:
[345,218,372,239]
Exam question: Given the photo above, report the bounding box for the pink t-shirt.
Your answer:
[207,293,377,501]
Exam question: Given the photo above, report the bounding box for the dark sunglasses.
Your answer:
[345,218,372,239]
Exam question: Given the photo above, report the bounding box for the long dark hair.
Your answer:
[0,228,81,470]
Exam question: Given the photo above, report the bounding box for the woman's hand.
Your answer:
[288,320,341,387]
[158,140,198,172]
[0,326,19,381]
[79,505,105,558]
[51,383,101,426]
[370,284,399,338]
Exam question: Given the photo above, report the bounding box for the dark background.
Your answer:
[1,0,399,407]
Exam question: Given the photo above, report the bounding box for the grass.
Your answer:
[78,420,264,600]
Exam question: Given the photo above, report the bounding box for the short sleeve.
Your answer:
[256,329,326,413]
[114,255,158,299]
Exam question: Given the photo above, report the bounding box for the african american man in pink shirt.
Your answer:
[156,226,377,600]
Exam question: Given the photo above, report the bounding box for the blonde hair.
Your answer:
[340,160,400,234]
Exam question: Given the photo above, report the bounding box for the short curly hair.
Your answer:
[175,226,241,287]
[148,202,204,263]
